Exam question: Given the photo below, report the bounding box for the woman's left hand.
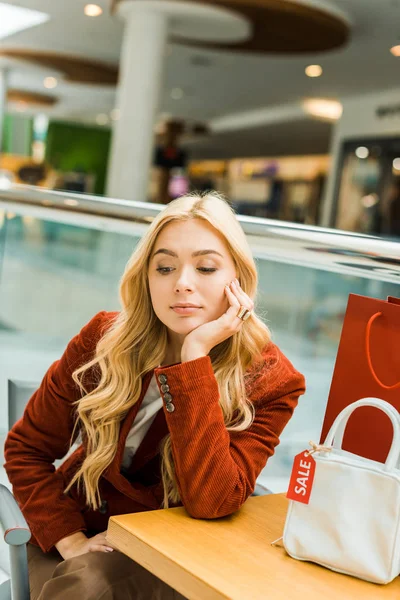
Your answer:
[181,279,254,363]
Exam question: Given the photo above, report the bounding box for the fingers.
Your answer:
[231,279,254,311]
[224,280,254,330]
[104,534,115,552]
[224,286,242,332]
[89,542,114,553]
[225,280,254,312]
[89,532,114,553]
[225,282,240,304]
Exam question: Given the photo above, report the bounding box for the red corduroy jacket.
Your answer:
[4,311,306,553]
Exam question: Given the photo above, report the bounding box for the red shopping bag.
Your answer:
[319,294,400,463]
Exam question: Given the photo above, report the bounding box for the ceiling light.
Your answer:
[44,77,57,89]
[305,64,323,78]
[96,113,109,125]
[0,2,49,40]
[84,4,103,17]
[355,146,369,159]
[393,158,400,171]
[110,108,120,121]
[303,99,342,120]
[171,88,184,100]
[390,45,400,57]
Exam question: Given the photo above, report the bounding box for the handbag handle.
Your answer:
[365,312,400,390]
[324,398,400,470]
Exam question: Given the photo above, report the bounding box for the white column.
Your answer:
[0,68,9,154]
[107,3,168,201]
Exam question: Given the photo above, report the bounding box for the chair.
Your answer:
[0,379,38,600]
[1,377,84,599]
[0,485,31,600]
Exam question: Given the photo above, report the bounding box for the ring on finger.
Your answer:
[237,305,252,321]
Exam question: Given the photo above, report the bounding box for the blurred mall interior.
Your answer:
[0,0,399,236]
[0,1,400,594]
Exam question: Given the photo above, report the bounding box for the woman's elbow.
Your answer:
[185,504,237,520]
[183,492,249,520]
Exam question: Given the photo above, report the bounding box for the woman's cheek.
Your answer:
[209,294,228,320]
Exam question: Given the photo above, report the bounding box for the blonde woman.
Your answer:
[5,192,305,600]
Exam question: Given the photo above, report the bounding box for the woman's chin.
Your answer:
[168,317,204,335]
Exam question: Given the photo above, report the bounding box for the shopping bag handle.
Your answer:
[365,312,400,390]
[324,397,400,470]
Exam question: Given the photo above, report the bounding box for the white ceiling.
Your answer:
[1,0,400,159]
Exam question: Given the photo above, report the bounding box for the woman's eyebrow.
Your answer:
[152,248,224,258]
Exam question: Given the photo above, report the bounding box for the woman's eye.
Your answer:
[198,268,217,273]
[156,266,217,274]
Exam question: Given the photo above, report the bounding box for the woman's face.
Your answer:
[148,218,237,338]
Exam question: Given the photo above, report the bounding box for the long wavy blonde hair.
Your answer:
[65,192,271,510]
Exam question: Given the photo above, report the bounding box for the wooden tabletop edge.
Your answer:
[107,519,231,599]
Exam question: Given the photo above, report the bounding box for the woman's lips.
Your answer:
[171,306,201,315]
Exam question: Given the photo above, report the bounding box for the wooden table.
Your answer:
[107,494,400,600]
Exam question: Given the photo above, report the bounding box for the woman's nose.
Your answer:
[174,269,194,293]
[175,281,193,293]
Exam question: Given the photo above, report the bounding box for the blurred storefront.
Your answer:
[0,113,110,195]
[188,155,329,225]
[0,118,330,227]
[323,87,400,239]
[334,138,400,238]
[4,86,400,239]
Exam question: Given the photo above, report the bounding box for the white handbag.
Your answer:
[283,397,400,585]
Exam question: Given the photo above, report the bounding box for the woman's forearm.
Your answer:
[55,531,87,558]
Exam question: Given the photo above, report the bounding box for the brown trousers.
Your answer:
[27,544,187,600]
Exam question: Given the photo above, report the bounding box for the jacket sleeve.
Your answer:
[154,343,305,519]
[3,311,113,552]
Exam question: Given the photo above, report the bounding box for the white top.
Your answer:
[121,374,163,470]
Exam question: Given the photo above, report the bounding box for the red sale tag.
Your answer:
[286,451,316,504]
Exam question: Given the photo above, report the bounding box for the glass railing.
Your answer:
[0,184,399,493]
